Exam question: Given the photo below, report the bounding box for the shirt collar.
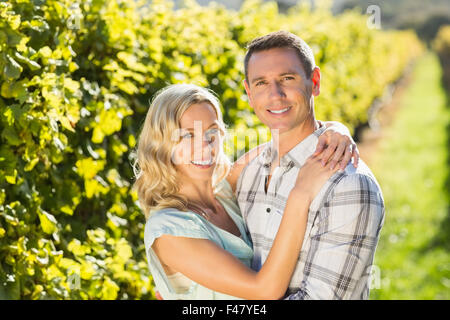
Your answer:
[286,125,327,168]
[258,125,327,170]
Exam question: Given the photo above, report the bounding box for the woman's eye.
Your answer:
[205,128,219,141]
[181,132,192,140]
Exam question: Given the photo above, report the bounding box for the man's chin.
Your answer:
[267,123,290,134]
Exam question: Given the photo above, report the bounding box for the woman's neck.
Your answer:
[178,178,216,208]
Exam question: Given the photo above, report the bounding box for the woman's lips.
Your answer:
[191,159,213,169]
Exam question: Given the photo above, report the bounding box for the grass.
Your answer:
[369,52,450,300]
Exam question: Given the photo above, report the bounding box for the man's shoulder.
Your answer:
[333,159,382,193]
[308,160,385,233]
[310,159,384,211]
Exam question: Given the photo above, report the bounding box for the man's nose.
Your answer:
[268,81,286,99]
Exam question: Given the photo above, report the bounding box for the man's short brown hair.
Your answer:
[244,30,316,83]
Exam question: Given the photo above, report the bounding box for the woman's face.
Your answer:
[172,102,222,182]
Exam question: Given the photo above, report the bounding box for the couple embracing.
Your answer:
[133,31,385,300]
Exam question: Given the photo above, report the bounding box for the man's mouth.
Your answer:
[267,106,291,114]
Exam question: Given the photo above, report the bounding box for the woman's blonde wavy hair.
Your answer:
[132,84,231,219]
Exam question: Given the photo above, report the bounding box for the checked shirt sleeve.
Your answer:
[285,173,385,300]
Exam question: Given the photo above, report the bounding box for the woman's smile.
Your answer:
[191,159,214,168]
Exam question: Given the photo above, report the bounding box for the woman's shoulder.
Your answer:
[144,208,211,248]
[214,178,235,199]
[145,208,205,232]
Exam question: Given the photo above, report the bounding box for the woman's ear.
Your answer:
[311,67,321,96]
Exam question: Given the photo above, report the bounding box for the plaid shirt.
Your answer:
[235,126,385,299]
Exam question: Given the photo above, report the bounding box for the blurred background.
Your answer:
[0,0,448,299]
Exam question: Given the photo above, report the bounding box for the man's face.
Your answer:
[244,47,320,134]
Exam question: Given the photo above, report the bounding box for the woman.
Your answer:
[133,84,359,300]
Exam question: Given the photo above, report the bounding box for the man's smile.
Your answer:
[267,106,292,115]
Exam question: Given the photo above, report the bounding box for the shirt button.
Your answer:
[266,207,271,213]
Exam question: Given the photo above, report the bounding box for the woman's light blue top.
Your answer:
[143,179,253,300]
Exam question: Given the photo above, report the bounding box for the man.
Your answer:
[235,30,385,299]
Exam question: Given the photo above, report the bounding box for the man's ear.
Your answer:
[243,79,253,106]
[311,67,321,96]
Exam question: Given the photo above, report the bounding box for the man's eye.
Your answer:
[255,81,266,87]
[283,76,295,81]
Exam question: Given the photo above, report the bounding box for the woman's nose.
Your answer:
[193,135,213,160]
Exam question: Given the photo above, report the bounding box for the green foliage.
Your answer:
[0,0,423,299]
[0,0,151,300]
[433,25,450,91]
[369,53,450,299]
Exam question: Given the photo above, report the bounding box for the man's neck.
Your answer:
[272,117,319,159]
[264,117,318,192]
